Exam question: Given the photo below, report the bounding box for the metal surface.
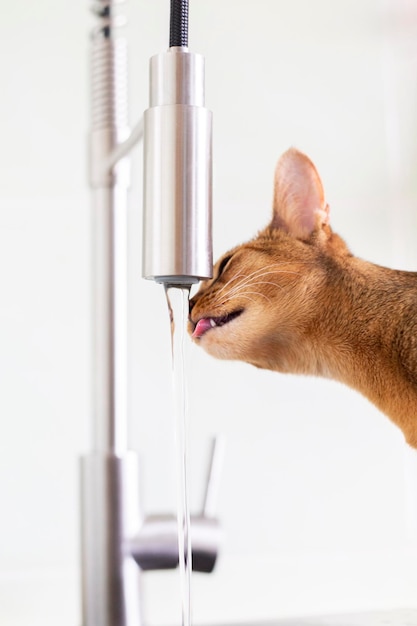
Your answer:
[82,3,138,625]
[130,437,224,574]
[130,514,220,574]
[202,435,225,518]
[80,453,142,626]
[142,47,213,284]
[149,47,205,106]
[91,182,129,454]
[89,2,130,455]
[83,6,217,626]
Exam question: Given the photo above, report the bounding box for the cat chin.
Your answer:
[195,333,237,361]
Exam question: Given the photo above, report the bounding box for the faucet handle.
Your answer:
[201,435,225,518]
[131,436,225,574]
[186,435,225,573]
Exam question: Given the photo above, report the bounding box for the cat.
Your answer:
[188,148,417,448]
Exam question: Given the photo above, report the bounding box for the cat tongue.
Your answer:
[193,317,215,338]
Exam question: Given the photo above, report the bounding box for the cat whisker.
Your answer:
[217,294,256,308]
[219,286,273,306]
[219,260,316,299]
[245,280,286,291]
[216,273,254,298]
[241,290,273,303]
[210,263,306,314]
[215,263,290,297]
[219,269,282,296]
[215,266,279,295]
[213,272,301,312]
[224,269,300,298]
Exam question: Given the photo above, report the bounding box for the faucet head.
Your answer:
[142,47,213,285]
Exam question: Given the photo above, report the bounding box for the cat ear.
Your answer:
[271,148,330,239]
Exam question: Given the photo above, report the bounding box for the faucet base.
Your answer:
[80,452,142,626]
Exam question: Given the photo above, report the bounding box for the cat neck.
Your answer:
[295,255,417,445]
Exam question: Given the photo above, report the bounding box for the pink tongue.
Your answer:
[193,318,213,338]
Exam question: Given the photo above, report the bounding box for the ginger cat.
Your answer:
[188,148,417,448]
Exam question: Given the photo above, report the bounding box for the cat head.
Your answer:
[188,148,349,371]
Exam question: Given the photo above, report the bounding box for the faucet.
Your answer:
[81,1,218,625]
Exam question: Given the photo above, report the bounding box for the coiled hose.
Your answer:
[169,0,189,47]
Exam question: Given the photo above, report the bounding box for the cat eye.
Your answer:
[217,255,232,277]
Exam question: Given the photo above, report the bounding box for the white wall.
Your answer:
[1,1,417,625]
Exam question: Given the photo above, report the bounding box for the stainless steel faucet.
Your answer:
[80,2,217,625]
[142,46,213,285]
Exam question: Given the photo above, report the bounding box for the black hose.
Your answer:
[169,0,189,48]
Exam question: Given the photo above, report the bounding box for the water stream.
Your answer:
[165,285,193,626]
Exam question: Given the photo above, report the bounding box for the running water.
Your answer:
[165,285,193,626]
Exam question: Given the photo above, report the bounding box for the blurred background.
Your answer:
[1,0,417,624]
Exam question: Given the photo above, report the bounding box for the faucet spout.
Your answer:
[142,47,213,285]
